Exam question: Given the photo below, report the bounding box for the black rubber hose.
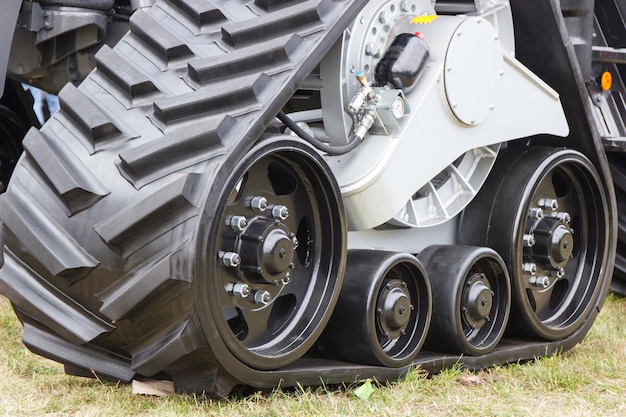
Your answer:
[37,0,115,10]
[277,111,362,156]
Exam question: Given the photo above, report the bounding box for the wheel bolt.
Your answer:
[553,212,571,223]
[221,252,241,267]
[528,207,544,220]
[250,196,268,212]
[523,263,537,275]
[538,198,559,211]
[523,234,536,247]
[254,290,272,305]
[551,267,565,278]
[291,235,299,249]
[530,276,550,288]
[271,205,289,220]
[282,272,292,284]
[228,216,247,231]
[231,283,250,298]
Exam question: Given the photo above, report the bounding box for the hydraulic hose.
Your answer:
[277,111,363,156]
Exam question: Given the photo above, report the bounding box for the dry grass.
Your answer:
[1,294,625,416]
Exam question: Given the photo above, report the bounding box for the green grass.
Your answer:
[1,294,626,416]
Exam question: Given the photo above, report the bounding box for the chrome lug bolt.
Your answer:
[250,196,268,212]
[254,290,272,305]
[221,252,241,268]
[271,205,289,220]
[553,212,571,223]
[551,267,565,279]
[523,234,536,247]
[523,263,537,275]
[231,283,250,298]
[538,198,559,211]
[228,216,247,231]
[530,276,550,288]
[528,207,544,220]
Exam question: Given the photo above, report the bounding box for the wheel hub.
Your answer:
[378,280,413,339]
[462,273,493,330]
[531,215,574,269]
[239,218,296,283]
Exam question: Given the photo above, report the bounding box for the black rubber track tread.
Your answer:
[0,0,365,394]
[0,181,98,280]
[129,9,194,63]
[221,0,325,47]
[117,116,230,188]
[95,45,160,102]
[22,127,109,215]
[21,319,134,382]
[96,239,191,321]
[93,173,202,259]
[0,249,112,345]
[187,34,303,86]
[608,153,626,290]
[57,83,126,154]
[166,0,226,29]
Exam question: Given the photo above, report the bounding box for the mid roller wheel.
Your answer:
[460,147,610,340]
[319,250,431,367]
[418,245,510,356]
[197,136,346,370]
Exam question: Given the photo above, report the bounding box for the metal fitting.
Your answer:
[254,290,272,305]
[523,263,537,275]
[221,252,241,268]
[528,207,544,220]
[250,196,268,212]
[271,205,289,220]
[553,212,571,223]
[551,267,565,279]
[530,276,550,288]
[523,234,536,247]
[228,216,247,231]
[538,198,559,211]
[231,283,251,298]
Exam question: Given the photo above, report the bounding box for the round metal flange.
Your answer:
[443,17,503,125]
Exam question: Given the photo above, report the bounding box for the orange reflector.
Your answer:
[601,71,613,91]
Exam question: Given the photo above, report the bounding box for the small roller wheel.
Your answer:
[418,245,510,356]
[320,250,431,368]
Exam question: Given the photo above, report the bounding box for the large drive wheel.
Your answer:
[319,250,431,367]
[460,147,610,340]
[197,136,346,370]
[418,245,510,356]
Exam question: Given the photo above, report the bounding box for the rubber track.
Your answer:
[0,0,365,395]
[608,153,626,293]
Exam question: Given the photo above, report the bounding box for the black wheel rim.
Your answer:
[202,137,345,370]
[459,255,509,351]
[374,260,430,365]
[512,152,607,339]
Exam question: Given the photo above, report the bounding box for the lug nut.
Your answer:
[254,290,272,305]
[523,263,537,275]
[250,196,268,212]
[282,272,292,284]
[231,283,250,298]
[530,276,550,288]
[228,216,247,231]
[551,267,565,279]
[221,252,241,267]
[538,198,559,211]
[271,205,289,220]
[523,234,536,247]
[553,212,571,223]
[528,207,544,220]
